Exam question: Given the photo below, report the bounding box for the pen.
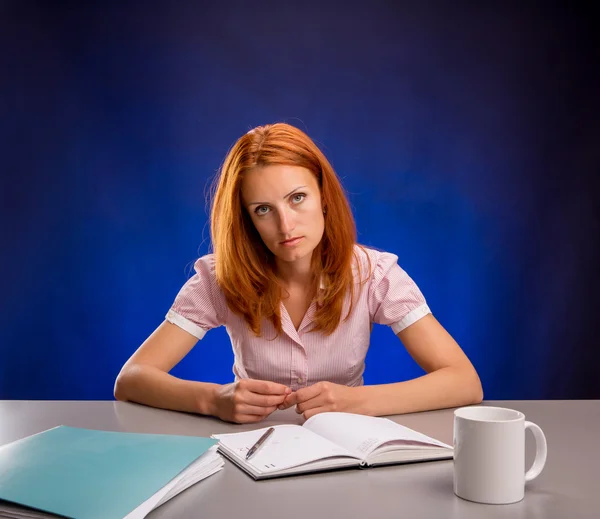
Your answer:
[245,427,275,461]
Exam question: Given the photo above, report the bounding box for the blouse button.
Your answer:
[297,377,303,384]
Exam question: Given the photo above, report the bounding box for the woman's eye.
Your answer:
[255,206,270,216]
[291,193,306,203]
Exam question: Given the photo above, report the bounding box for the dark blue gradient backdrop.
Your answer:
[1,2,598,400]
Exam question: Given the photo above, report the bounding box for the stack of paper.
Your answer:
[0,426,223,519]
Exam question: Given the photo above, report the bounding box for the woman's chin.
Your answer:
[274,245,314,264]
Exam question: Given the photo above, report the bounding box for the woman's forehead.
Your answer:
[241,165,318,199]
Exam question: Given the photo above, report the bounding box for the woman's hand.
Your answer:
[279,381,362,419]
[212,379,291,424]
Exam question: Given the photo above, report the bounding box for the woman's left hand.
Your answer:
[279,381,362,419]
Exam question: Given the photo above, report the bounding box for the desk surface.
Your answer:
[1,400,598,519]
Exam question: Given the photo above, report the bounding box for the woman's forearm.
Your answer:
[114,364,219,416]
[355,366,483,416]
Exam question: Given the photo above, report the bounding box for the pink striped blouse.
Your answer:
[166,246,431,391]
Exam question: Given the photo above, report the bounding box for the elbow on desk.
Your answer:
[468,370,484,405]
[471,384,484,405]
[113,384,126,402]
[453,365,484,407]
[113,369,132,402]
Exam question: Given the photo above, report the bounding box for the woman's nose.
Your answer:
[278,208,296,234]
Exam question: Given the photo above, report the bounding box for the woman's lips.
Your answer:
[280,237,304,247]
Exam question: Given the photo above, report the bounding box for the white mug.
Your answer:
[453,406,547,504]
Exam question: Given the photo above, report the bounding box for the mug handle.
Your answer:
[524,420,548,482]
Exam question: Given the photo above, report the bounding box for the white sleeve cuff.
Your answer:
[165,309,208,340]
[390,304,431,334]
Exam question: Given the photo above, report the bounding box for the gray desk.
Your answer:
[1,400,597,518]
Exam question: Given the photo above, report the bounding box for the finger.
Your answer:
[278,392,297,410]
[233,413,272,424]
[236,403,279,416]
[242,379,291,396]
[292,383,323,404]
[296,392,329,414]
[243,392,288,407]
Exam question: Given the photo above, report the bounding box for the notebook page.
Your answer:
[213,424,357,475]
[154,448,224,508]
[303,412,451,460]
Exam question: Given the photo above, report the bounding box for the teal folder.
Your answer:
[0,426,218,519]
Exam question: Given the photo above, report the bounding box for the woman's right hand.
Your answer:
[212,379,291,423]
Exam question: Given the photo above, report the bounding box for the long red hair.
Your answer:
[210,123,368,336]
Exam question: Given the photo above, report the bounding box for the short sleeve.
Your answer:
[367,250,431,334]
[165,254,228,339]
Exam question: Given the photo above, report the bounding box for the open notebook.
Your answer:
[213,412,452,480]
[0,426,224,519]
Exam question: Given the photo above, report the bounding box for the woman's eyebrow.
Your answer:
[247,185,307,207]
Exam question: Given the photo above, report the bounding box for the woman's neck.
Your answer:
[275,257,313,289]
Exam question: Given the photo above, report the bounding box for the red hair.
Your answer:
[210,123,369,336]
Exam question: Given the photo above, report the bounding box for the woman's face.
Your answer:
[241,164,325,270]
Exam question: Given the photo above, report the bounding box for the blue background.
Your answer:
[1,2,598,400]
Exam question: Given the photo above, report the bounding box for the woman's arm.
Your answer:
[356,313,483,415]
[114,320,218,414]
[114,320,291,422]
[283,314,483,418]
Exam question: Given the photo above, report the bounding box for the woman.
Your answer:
[114,123,483,423]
